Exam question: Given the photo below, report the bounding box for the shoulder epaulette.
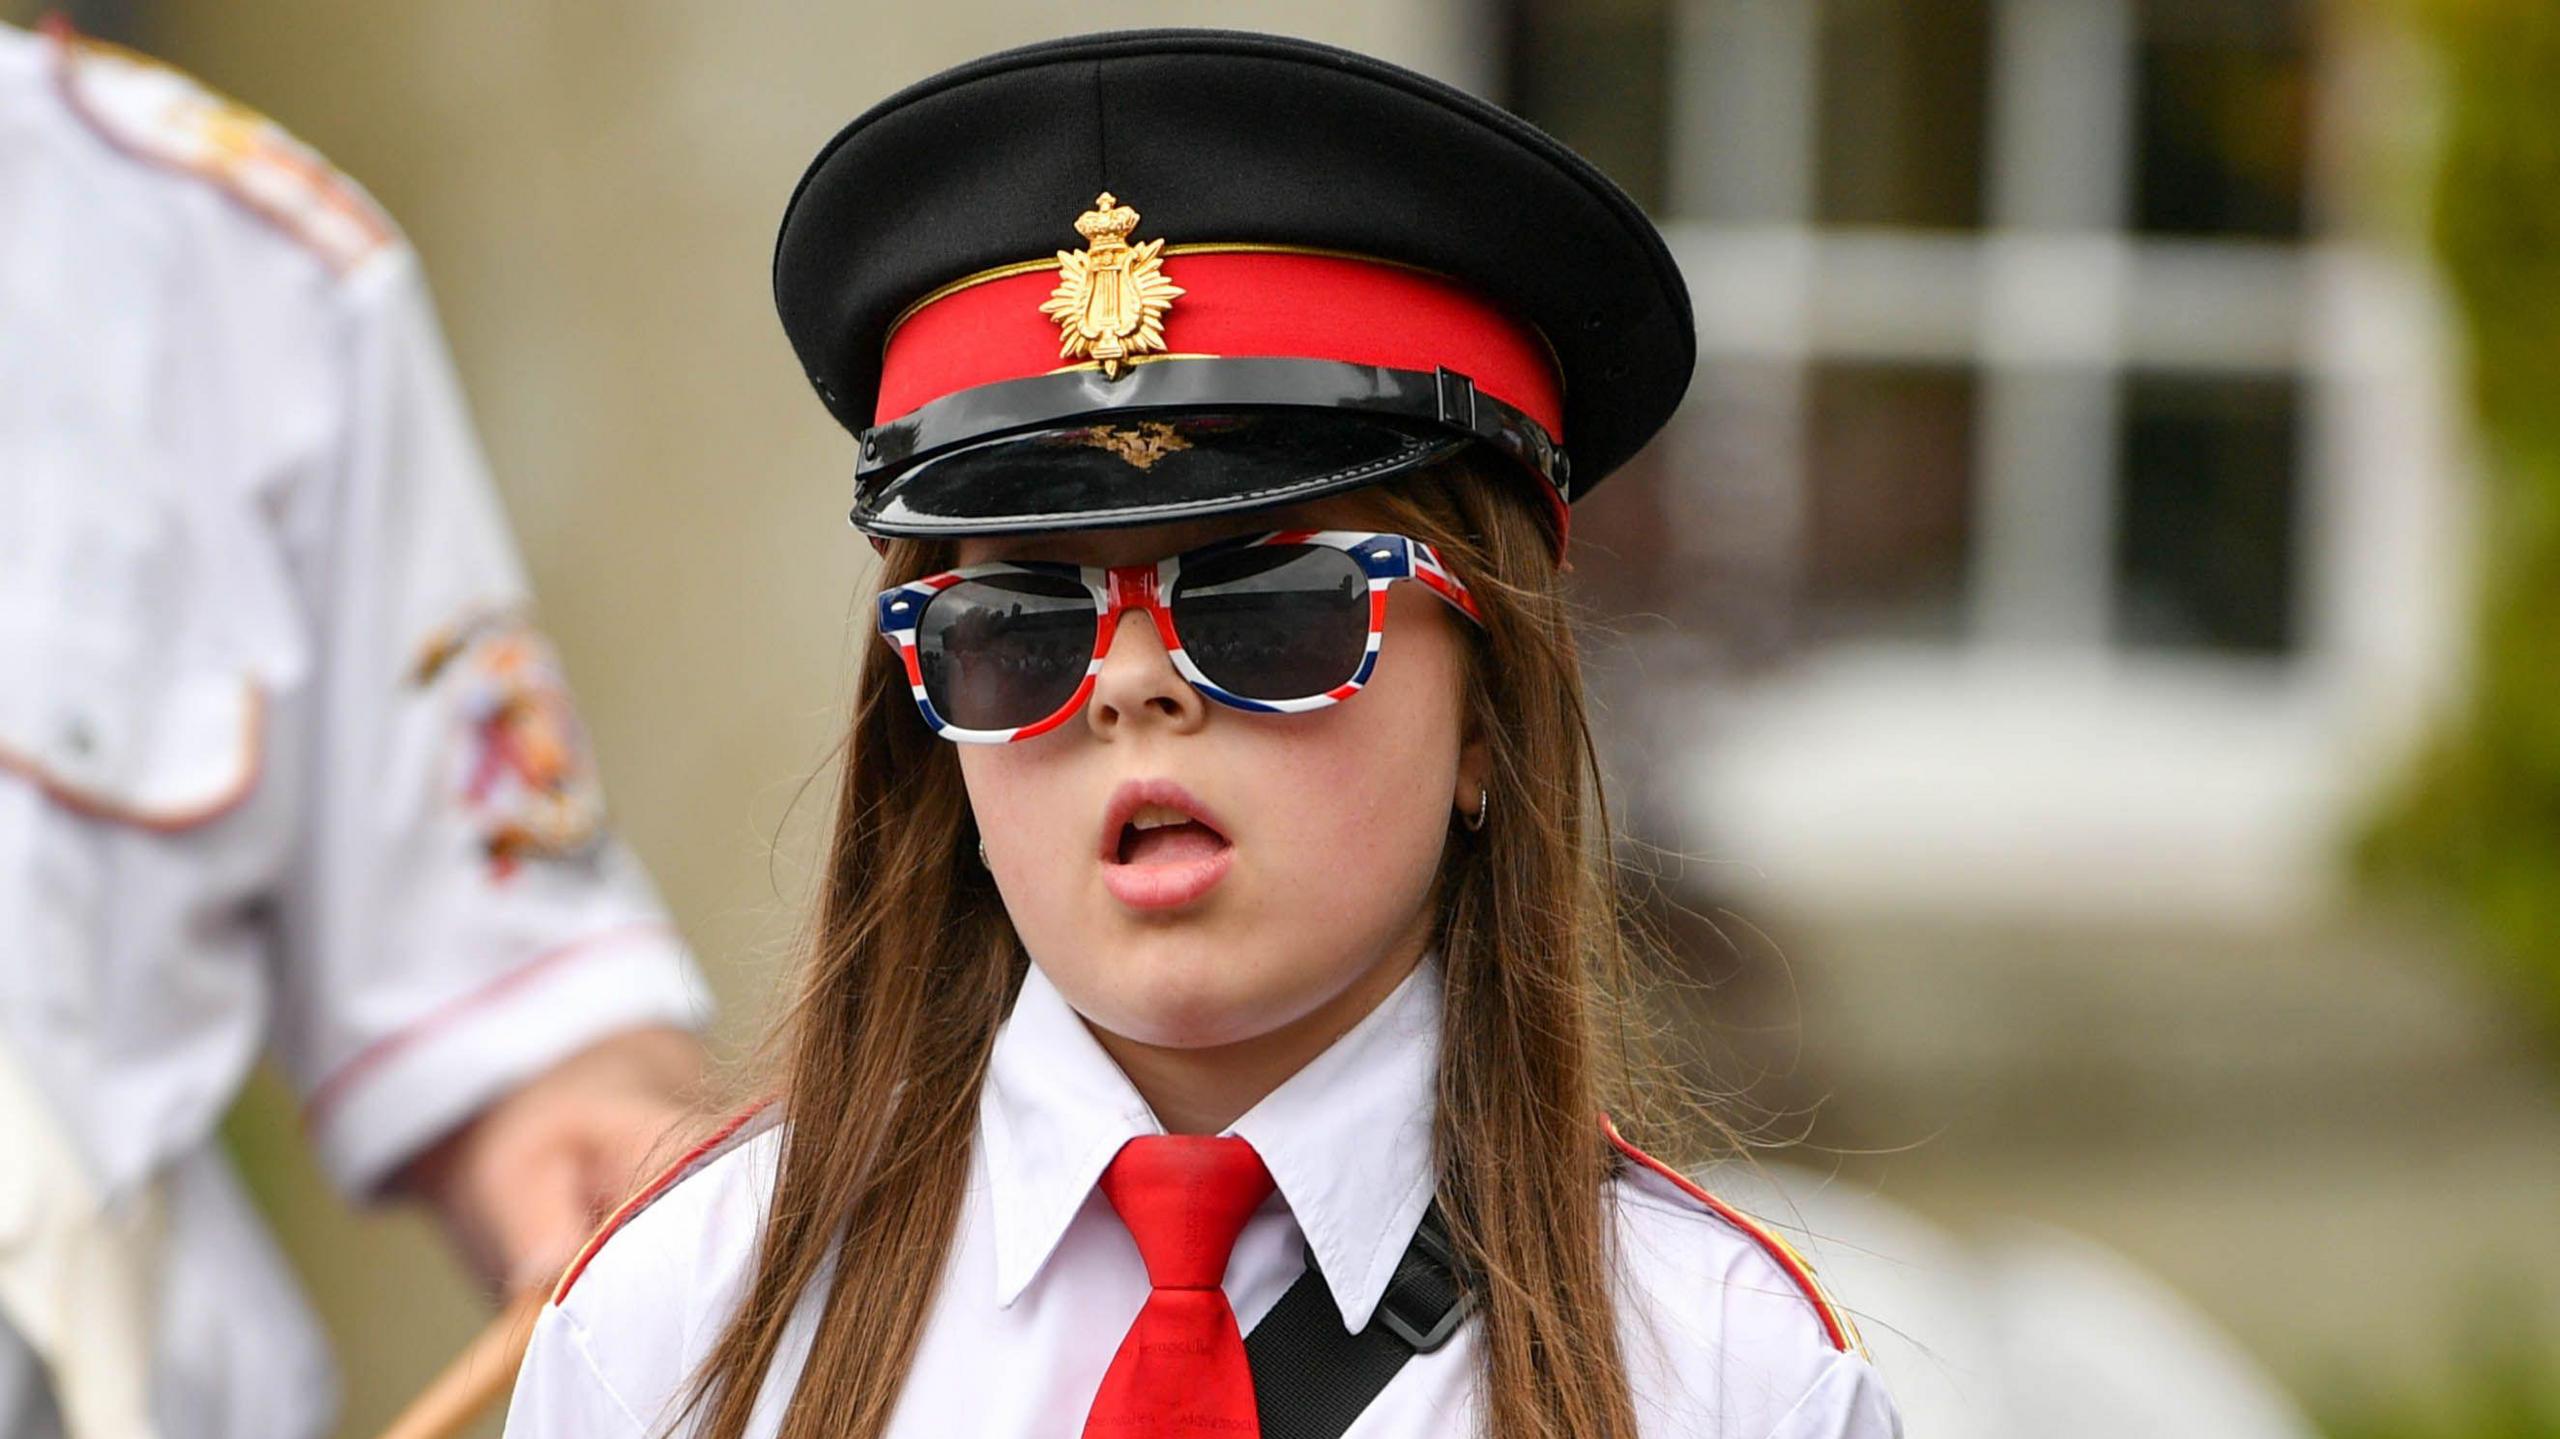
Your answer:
[1601,1116,1865,1357]
[552,1101,779,1307]
[44,15,397,274]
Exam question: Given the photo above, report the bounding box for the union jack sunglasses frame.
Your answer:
[875,529,1486,744]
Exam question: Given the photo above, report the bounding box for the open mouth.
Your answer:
[1097,780,1235,910]
[1114,803,1231,867]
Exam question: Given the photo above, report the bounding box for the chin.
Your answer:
[1093,971,1288,1051]
[1064,940,1312,1052]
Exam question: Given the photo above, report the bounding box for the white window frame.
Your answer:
[1640,0,2472,922]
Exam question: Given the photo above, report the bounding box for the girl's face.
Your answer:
[954,495,1488,1062]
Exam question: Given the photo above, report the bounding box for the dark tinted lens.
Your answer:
[915,573,1097,731]
[1170,545,1371,701]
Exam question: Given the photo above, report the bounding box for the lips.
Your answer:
[1098,778,1234,911]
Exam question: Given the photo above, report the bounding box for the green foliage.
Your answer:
[2358,0,2560,1047]
[2315,1290,2560,1439]
[2320,1367,2560,1439]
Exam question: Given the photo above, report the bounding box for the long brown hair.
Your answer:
[680,454,1693,1438]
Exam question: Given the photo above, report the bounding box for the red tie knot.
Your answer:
[1097,1135,1274,1290]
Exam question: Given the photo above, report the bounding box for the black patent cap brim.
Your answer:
[850,356,1567,540]
[853,411,1470,539]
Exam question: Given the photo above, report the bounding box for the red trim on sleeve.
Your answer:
[301,919,681,1133]
[552,1100,777,1306]
[1601,1116,1859,1355]
[878,251,1564,439]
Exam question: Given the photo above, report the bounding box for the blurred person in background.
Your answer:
[0,18,713,1438]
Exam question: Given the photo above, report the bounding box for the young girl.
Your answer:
[506,29,1900,1439]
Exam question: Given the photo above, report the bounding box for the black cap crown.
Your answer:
[775,29,1693,548]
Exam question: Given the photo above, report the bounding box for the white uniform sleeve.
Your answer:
[1761,1354,1904,1439]
[505,1305,653,1439]
[268,246,708,1197]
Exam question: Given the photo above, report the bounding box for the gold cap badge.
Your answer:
[1039,192,1183,378]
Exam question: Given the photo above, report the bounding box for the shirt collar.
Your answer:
[981,957,1443,1332]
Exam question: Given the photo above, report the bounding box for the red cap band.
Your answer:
[877,249,1564,439]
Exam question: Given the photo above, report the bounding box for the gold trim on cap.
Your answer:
[883,239,1565,399]
[1044,351,1222,376]
[887,242,1440,341]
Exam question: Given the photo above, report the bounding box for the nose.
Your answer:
[1086,605,1207,738]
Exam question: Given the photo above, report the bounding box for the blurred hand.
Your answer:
[399,1024,713,1296]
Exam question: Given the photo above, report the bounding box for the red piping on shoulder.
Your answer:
[42,13,394,274]
[1600,1115,1857,1355]
[552,1100,777,1307]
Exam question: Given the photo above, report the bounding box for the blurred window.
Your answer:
[2132,0,2313,238]
[1816,0,1991,229]
[1507,0,2327,663]
[2114,372,2300,653]
[1804,363,1978,641]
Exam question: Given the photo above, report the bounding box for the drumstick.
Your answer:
[373,1285,548,1439]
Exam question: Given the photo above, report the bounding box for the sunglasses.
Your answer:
[875,529,1485,743]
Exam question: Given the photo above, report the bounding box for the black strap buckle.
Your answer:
[1369,1207,1473,1353]
[1433,367,1480,433]
[1246,1201,1476,1439]
[1435,367,1566,502]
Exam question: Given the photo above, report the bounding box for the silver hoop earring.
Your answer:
[1463,783,1490,833]
[976,837,990,869]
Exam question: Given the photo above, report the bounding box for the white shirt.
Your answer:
[508,962,1901,1438]
[1698,1165,2319,1438]
[0,22,707,1438]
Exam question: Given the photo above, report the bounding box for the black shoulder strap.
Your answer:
[1243,1203,1474,1439]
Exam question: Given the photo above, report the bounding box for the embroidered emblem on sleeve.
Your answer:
[412,613,608,880]
[47,16,397,274]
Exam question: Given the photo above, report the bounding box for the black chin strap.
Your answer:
[1243,1203,1474,1439]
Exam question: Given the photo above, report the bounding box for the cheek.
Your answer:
[1168,601,1469,1034]
[1247,630,1464,908]
[959,745,1088,1021]
[956,744,1071,879]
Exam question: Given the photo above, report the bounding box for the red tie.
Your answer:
[1081,1135,1275,1438]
